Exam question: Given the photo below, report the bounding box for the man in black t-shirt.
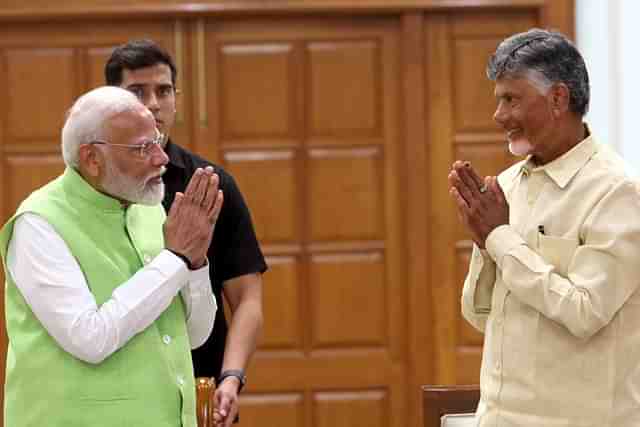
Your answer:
[105,40,267,427]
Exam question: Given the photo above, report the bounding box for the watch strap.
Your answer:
[218,369,247,393]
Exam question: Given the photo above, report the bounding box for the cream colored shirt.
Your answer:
[462,132,640,427]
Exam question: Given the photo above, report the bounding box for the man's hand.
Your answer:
[164,166,223,268]
[448,160,509,248]
[213,378,240,427]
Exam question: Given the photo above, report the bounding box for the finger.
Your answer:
[183,168,204,199]
[449,187,471,213]
[450,188,472,228]
[465,162,485,189]
[191,168,211,206]
[449,170,475,206]
[224,406,238,427]
[167,192,184,218]
[456,162,483,198]
[217,395,230,417]
[208,190,224,223]
[201,173,220,212]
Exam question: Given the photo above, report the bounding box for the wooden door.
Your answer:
[426,10,542,385]
[199,17,407,427]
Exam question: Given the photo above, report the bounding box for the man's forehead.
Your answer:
[494,77,530,94]
[108,107,155,131]
[121,64,172,86]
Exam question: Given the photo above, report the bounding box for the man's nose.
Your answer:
[150,143,169,166]
[145,91,160,111]
[493,103,507,125]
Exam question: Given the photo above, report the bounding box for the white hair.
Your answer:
[525,69,553,95]
[61,86,143,168]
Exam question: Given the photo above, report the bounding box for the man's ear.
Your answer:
[78,144,102,178]
[549,83,571,118]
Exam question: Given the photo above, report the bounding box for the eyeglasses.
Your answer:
[89,131,165,159]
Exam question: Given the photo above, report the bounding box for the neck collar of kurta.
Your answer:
[62,167,126,213]
[520,123,598,189]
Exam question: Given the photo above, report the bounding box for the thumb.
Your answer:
[216,392,230,416]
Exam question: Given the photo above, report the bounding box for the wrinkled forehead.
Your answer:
[105,105,156,139]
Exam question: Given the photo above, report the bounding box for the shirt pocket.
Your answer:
[538,234,578,277]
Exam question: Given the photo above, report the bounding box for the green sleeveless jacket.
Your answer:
[0,167,196,427]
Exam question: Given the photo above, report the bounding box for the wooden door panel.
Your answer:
[453,38,505,132]
[4,155,64,219]
[307,40,381,137]
[225,151,299,243]
[5,48,75,142]
[205,16,405,427]
[219,43,295,139]
[313,390,389,427]
[260,256,303,350]
[87,46,119,90]
[309,252,386,347]
[239,393,304,426]
[308,148,383,241]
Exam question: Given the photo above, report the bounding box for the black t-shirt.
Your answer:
[162,140,267,379]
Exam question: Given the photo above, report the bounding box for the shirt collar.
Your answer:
[164,138,186,169]
[520,125,598,189]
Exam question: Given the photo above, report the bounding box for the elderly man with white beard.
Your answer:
[0,86,221,427]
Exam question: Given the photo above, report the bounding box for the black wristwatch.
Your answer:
[218,369,247,393]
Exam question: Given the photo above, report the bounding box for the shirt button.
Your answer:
[163,335,172,345]
[177,375,184,386]
[143,254,152,264]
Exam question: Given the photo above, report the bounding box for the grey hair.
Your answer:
[486,28,590,116]
[61,86,144,168]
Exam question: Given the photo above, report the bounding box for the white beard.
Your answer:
[101,159,165,206]
[508,138,534,157]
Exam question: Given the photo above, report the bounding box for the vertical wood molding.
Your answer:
[174,19,185,124]
[0,49,6,220]
[424,12,458,385]
[400,12,430,427]
[196,18,208,127]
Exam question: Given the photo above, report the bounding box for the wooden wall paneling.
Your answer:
[204,16,405,427]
